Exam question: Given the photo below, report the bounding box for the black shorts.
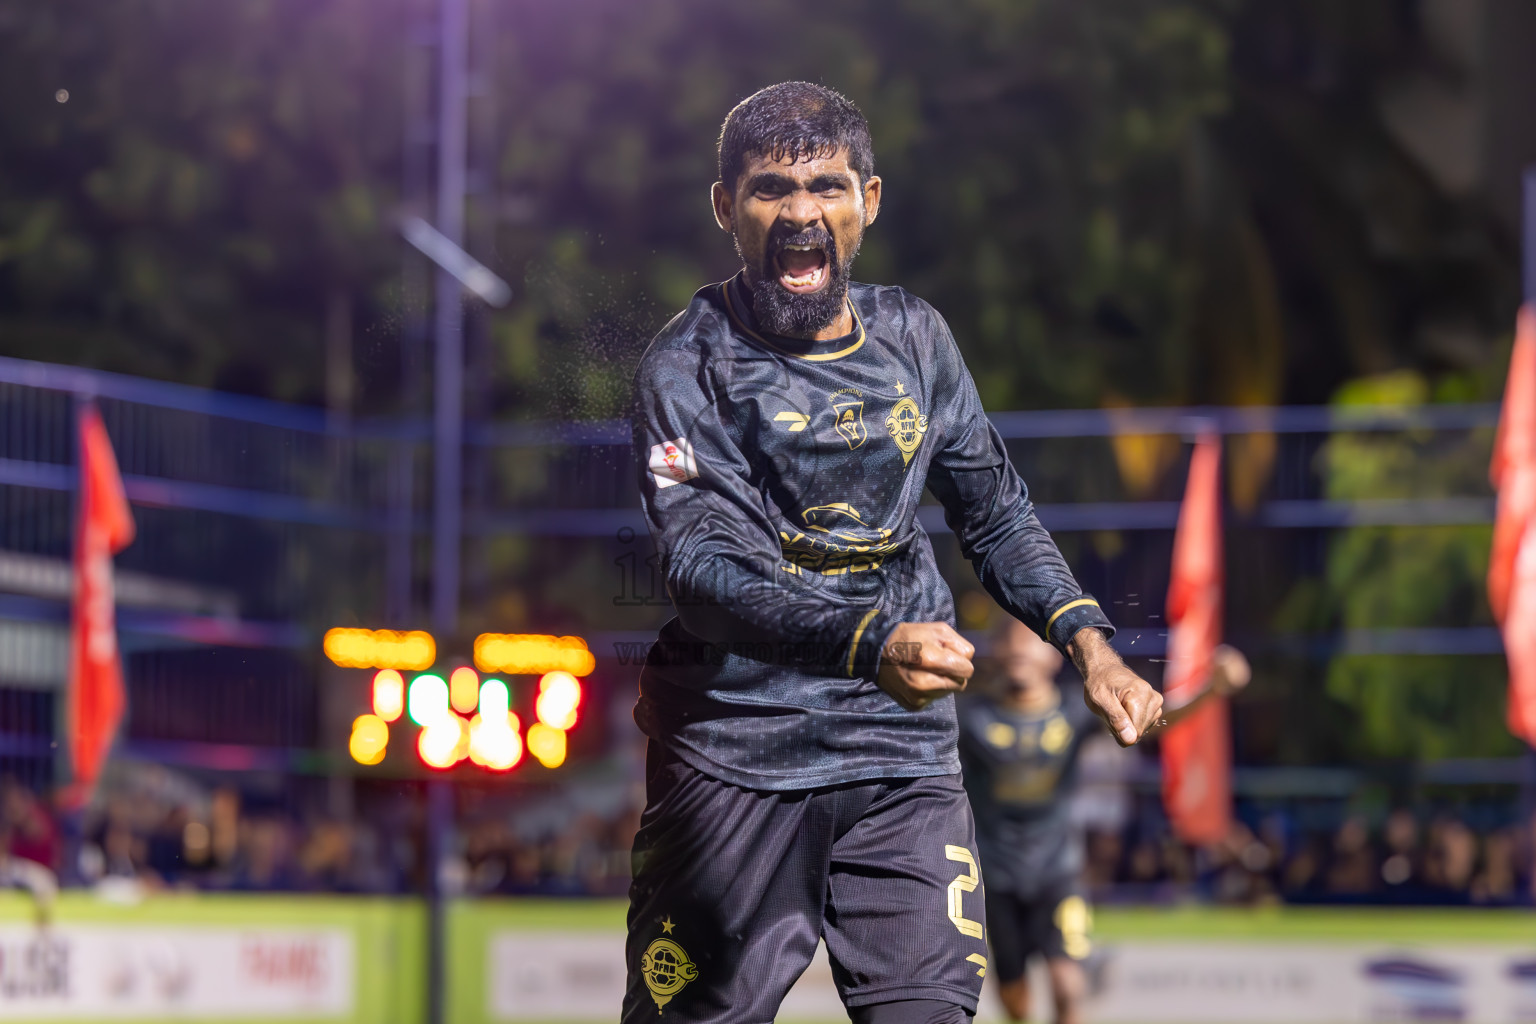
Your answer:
[623,744,989,1023]
[984,880,1093,982]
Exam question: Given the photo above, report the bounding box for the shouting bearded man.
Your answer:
[625,81,1163,1024]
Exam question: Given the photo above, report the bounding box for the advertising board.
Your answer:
[464,902,1536,1024]
[0,893,422,1024]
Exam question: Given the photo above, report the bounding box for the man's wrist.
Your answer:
[1067,625,1119,676]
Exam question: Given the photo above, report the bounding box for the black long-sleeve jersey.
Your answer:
[631,272,1114,790]
[957,688,1096,897]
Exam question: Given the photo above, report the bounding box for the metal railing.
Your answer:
[0,353,1509,786]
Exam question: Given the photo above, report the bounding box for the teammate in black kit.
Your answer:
[625,82,1164,1024]
[961,621,1251,1024]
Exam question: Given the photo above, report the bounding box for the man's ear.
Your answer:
[862,175,882,227]
[711,181,734,233]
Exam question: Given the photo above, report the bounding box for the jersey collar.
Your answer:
[720,272,866,362]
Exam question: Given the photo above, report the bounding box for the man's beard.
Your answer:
[736,225,860,338]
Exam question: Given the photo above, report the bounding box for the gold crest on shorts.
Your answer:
[640,936,698,1012]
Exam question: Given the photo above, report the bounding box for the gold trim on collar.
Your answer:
[1044,597,1101,637]
[719,283,866,362]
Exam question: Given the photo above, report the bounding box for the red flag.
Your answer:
[65,404,136,805]
[1161,433,1231,846]
[1504,518,1536,745]
[1489,305,1536,624]
[1492,305,1536,744]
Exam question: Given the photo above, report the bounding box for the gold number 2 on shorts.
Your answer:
[943,845,983,939]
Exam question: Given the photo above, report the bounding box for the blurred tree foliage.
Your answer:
[0,0,1516,412]
[0,0,1523,758]
[1275,371,1513,760]
[0,0,408,401]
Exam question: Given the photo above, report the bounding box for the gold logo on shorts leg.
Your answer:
[640,937,698,1012]
[885,397,928,467]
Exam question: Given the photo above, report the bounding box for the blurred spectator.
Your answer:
[3,773,1531,905]
[98,806,147,882]
[1326,816,1378,895]
[297,820,355,891]
[145,806,191,883]
[1207,822,1278,906]
[465,818,512,894]
[234,818,296,890]
[1425,817,1478,897]
[1379,809,1422,895]
[210,787,241,870]
[1281,835,1326,896]
[2,778,60,871]
[1471,827,1517,904]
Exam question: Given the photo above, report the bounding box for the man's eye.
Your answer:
[818,186,845,197]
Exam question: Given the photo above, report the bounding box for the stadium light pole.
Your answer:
[399,2,511,1018]
[433,0,468,644]
[429,2,465,1020]
[404,0,509,1020]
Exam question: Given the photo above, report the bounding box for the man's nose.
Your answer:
[779,189,823,231]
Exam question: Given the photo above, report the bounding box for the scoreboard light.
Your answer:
[526,722,566,768]
[479,678,511,718]
[449,666,480,714]
[535,671,582,731]
[469,710,523,771]
[474,634,595,676]
[407,673,450,727]
[334,630,594,774]
[349,714,389,765]
[372,670,405,722]
[325,628,436,670]
[418,715,469,769]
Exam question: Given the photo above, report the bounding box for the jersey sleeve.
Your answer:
[633,342,893,681]
[922,314,1115,653]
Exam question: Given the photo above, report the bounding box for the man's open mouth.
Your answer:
[775,243,829,293]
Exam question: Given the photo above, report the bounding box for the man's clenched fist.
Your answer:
[877,622,974,711]
[1068,627,1163,746]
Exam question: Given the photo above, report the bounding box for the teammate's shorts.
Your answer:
[623,743,989,1023]
[983,879,1093,982]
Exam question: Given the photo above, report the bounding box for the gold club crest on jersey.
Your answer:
[640,936,698,1011]
[829,389,867,449]
[885,397,928,466]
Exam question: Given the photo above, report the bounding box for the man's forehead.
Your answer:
[739,147,857,181]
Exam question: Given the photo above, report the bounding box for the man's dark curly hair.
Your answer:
[717,82,874,193]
